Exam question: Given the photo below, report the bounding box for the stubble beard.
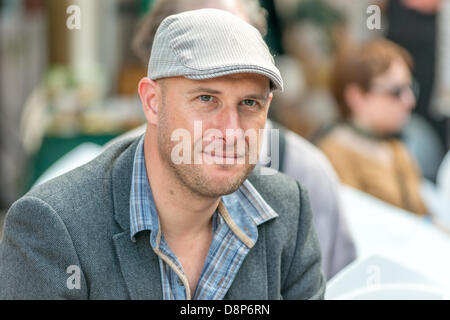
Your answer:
[157,103,255,198]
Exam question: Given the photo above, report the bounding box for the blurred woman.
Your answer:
[318,39,428,215]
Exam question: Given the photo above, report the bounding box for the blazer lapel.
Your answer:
[113,231,162,299]
[224,225,269,299]
[110,137,162,299]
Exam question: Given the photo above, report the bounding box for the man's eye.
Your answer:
[242,99,257,107]
[199,95,214,102]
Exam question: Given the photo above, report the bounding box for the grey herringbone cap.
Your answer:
[147,8,283,91]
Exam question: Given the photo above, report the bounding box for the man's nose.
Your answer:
[217,106,241,132]
[214,106,244,146]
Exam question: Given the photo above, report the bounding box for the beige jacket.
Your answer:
[318,125,428,215]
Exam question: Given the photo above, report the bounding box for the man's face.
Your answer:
[156,73,272,198]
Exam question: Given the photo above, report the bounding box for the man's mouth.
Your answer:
[203,151,245,159]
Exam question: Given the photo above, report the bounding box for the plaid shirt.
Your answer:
[130,135,278,300]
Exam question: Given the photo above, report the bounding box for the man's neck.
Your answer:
[143,133,219,296]
[143,134,219,241]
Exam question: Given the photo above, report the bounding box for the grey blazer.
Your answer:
[0,137,325,299]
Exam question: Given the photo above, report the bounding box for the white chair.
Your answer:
[420,149,450,229]
[336,284,446,300]
[339,185,450,290]
[32,143,102,188]
[402,114,445,182]
[326,254,449,300]
[437,149,450,203]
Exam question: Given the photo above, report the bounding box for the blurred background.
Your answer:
[1,0,450,298]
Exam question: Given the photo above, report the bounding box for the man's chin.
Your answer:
[199,164,255,196]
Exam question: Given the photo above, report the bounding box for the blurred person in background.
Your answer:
[317,39,428,216]
[129,0,356,280]
[385,0,448,181]
[273,0,346,139]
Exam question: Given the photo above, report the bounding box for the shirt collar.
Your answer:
[129,135,159,242]
[219,180,279,248]
[129,135,279,244]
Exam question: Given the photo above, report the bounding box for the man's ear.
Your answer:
[138,77,160,125]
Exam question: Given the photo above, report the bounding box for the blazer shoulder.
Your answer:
[24,136,140,222]
[248,166,306,222]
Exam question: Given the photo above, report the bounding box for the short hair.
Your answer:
[331,38,414,119]
[132,0,268,66]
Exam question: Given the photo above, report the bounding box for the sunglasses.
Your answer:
[370,79,420,100]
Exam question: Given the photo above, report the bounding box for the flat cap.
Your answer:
[147,8,283,91]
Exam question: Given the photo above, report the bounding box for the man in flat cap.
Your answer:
[0,9,325,300]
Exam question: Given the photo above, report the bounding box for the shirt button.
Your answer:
[177,278,183,286]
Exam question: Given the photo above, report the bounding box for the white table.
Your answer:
[339,186,450,291]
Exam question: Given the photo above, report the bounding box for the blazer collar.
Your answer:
[110,136,163,299]
[111,137,140,232]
